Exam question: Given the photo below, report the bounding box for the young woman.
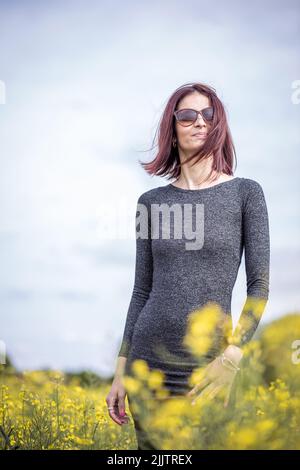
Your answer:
[106,82,270,450]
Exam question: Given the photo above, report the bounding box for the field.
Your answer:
[1,309,300,450]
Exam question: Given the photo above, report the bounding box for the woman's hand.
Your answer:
[105,376,131,426]
[186,345,244,408]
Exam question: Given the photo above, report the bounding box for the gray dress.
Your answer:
[118,177,270,396]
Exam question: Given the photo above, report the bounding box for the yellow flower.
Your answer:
[155,388,170,400]
[255,419,275,434]
[147,370,164,390]
[72,436,94,446]
[122,376,141,394]
[131,359,149,379]
[232,428,257,448]
[183,302,224,357]
[188,366,206,388]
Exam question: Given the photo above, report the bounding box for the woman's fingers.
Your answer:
[107,397,124,426]
[191,381,224,405]
[191,381,215,404]
[117,392,130,425]
[223,382,233,408]
[186,375,210,398]
[207,383,224,400]
[117,392,126,417]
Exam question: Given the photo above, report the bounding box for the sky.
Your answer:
[0,0,299,376]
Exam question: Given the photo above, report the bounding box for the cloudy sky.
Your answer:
[0,0,299,376]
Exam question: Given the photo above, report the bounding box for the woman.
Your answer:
[106,82,270,450]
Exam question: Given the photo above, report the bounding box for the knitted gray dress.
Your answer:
[118,177,270,395]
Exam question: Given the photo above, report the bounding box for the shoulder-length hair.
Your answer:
[139,82,237,184]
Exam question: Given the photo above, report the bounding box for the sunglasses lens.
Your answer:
[176,109,197,126]
[202,107,214,121]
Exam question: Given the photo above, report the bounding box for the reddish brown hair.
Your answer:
[139,82,237,183]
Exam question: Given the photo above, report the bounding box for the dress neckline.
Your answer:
[168,177,240,193]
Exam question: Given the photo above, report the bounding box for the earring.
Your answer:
[172,138,177,148]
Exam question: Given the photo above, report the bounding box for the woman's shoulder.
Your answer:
[239,177,268,211]
[136,185,166,204]
[239,177,266,195]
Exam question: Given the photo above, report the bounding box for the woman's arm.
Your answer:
[231,179,270,348]
[114,356,127,378]
[118,192,153,358]
[107,194,153,425]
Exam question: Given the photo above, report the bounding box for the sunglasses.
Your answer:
[174,107,214,126]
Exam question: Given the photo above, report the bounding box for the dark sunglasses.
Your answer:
[174,107,214,126]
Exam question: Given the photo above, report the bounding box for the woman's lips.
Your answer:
[193,133,207,138]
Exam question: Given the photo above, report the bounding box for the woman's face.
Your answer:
[175,91,212,154]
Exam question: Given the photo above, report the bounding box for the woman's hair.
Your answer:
[139,82,237,183]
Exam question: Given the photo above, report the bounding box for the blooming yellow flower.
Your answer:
[131,359,149,379]
[183,302,223,357]
[147,370,164,390]
[123,376,141,394]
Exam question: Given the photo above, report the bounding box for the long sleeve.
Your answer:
[231,179,270,348]
[118,192,153,358]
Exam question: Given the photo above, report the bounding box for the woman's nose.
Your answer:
[195,113,206,126]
